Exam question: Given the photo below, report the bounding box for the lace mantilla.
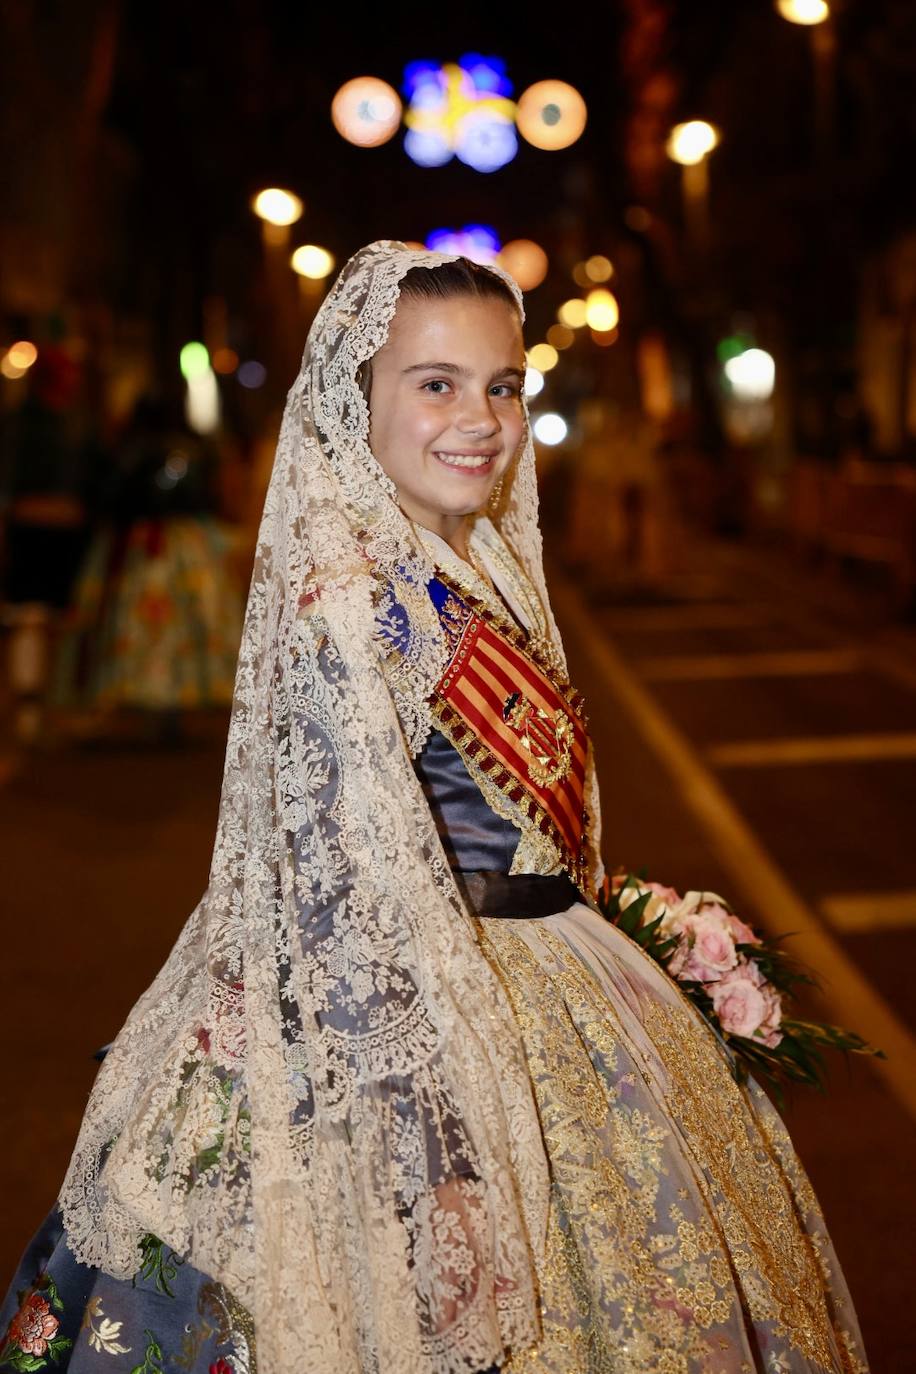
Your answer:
[59,242,591,1374]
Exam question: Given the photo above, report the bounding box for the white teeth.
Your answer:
[435,453,493,469]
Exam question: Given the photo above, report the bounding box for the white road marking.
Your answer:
[708,732,916,767]
[551,573,916,1123]
[636,649,863,682]
[820,891,916,932]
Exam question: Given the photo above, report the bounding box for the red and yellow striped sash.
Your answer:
[428,574,589,885]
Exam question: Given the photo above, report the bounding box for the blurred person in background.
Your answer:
[0,345,103,746]
[54,393,244,745]
[0,245,867,1374]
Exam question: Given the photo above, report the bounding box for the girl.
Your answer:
[1,243,867,1374]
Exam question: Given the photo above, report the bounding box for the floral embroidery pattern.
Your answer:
[81,1296,131,1355]
[128,1329,165,1374]
[0,1274,71,1371]
[134,1233,185,1298]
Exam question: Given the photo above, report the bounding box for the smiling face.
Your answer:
[367,292,526,552]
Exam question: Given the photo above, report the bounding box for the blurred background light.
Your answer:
[238,360,267,389]
[211,347,239,375]
[185,371,220,435]
[666,120,720,166]
[776,0,830,23]
[516,80,587,151]
[546,323,575,350]
[724,347,776,399]
[179,341,210,382]
[7,341,38,370]
[291,244,335,279]
[585,254,614,282]
[558,298,588,328]
[251,188,303,227]
[331,76,402,147]
[404,57,517,172]
[584,288,620,332]
[532,412,568,445]
[457,52,513,98]
[454,110,518,172]
[1,353,27,380]
[624,205,653,232]
[426,225,501,263]
[523,368,545,398]
[155,451,189,489]
[404,128,453,168]
[498,238,548,291]
[527,343,559,372]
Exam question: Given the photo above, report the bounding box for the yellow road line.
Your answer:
[708,732,916,767]
[636,649,862,682]
[551,574,916,1123]
[820,891,916,932]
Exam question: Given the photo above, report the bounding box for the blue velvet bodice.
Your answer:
[413,729,520,872]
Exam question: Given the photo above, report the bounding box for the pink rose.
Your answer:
[710,962,785,1042]
[726,912,761,947]
[646,881,682,907]
[8,1292,59,1357]
[669,911,738,983]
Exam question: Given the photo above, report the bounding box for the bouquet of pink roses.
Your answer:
[599,872,882,1103]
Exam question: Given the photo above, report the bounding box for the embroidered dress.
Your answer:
[1,244,868,1374]
[1,519,867,1374]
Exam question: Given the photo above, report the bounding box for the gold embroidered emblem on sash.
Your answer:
[502,691,574,788]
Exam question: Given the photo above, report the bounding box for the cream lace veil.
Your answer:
[60,241,601,1373]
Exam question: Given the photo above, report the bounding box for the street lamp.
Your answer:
[251,188,304,247]
[666,120,720,255]
[776,0,829,22]
[291,245,335,280]
[776,1,834,161]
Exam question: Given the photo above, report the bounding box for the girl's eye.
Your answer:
[422,379,451,394]
[491,384,520,398]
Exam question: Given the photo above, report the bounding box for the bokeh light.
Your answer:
[251,188,304,227]
[1,353,27,380]
[498,238,548,291]
[584,289,619,332]
[8,341,38,370]
[666,120,720,166]
[179,341,210,382]
[585,254,613,282]
[291,244,335,279]
[455,111,518,172]
[724,347,776,400]
[532,412,568,445]
[558,298,588,329]
[331,77,402,147]
[404,57,517,172]
[524,368,545,398]
[527,343,559,372]
[516,80,587,151]
[776,0,829,23]
[546,323,575,350]
[185,371,220,435]
[211,348,239,375]
[426,225,501,264]
[238,360,267,389]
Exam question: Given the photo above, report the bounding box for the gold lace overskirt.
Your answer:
[477,904,868,1374]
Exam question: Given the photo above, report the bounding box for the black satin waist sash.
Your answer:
[454,869,583,919]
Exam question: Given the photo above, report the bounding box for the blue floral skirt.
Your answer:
[0,1210,253,1373]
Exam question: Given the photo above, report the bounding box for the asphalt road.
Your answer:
[1,531,914,1369]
